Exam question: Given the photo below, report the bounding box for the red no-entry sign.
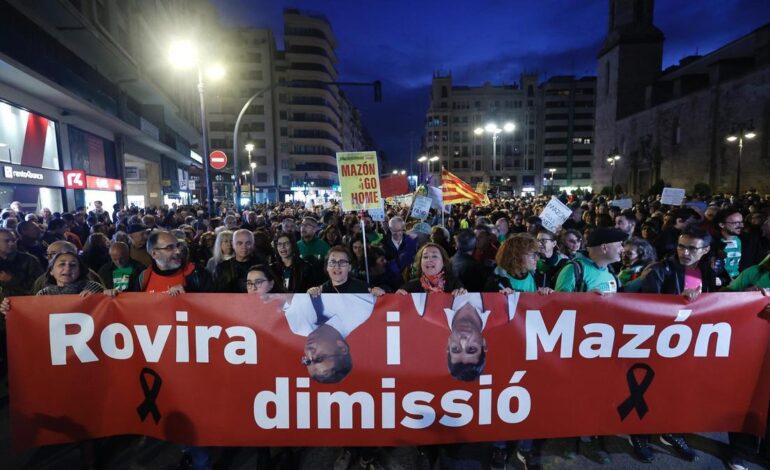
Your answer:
[209,150,228,170]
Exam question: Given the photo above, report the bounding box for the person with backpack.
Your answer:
[555,227,625,294]
[554,227,626,464]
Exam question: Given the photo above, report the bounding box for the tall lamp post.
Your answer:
[250,161,257,206]
[607,153,621,192]
[417,156,428,182]
[168,40,225,216]
[548,168,556,194]
[245,143,254,207]
[429,156,440,177]
[474,122,515,184]
[726,121,757,195]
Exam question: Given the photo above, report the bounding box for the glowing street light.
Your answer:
[474,121,515,178]
[169,39,225,215]
[726,121,757,195]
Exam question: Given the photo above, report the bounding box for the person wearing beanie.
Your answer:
[555,227,625,294]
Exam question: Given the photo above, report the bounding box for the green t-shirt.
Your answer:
[495,267,537,293]
[297,237,330,261]
[722,237,742,279]
[112,266,133,292]
[555,254,618,293]
[725,265,770,291]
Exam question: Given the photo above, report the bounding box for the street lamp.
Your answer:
[245,143,255,207]
[607,153,621,192]
[250,161,257,206]
[474,121,515,183]
[549,168,556,194]
[429,156,440,175]
[726,121,757,195]
[417,155,430,182]
[168,39,225,216]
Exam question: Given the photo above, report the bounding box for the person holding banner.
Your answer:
[245,264,284,295]
[307,245,385,296]
[397,243,466,295]
[484,233,551,469]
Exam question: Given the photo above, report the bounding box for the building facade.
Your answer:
[595,0,770,195]
[538,76,597,193]
[423,73,596,195]
[0,0,218,212]
[208,9,371,205]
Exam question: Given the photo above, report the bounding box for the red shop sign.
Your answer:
[86,175,122,191]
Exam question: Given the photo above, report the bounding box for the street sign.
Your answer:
[209,150,228,170]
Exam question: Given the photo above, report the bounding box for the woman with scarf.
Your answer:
[396,242,466,294]
[618,237,657,292]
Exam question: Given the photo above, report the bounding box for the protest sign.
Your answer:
[661,187,686,206]
[8,292,770,448]
[539,197,573,232]
[368,207,385,222]
[410,195,432,220]
[336,151,382,211]
[611,198,633,210]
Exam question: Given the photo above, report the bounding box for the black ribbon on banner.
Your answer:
[136,367,162,424]
[617,363,655,421]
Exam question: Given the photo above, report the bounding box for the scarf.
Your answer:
[420,270,446,293]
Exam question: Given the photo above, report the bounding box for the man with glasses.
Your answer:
[715,207,745,280]
[383,216,416,280]
[135,230,211,294]
[627,224,716,462]
[297,216,330,262]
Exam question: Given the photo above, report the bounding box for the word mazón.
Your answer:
[525,308,730,360]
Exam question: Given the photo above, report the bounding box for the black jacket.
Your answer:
[639,254,720,295]
[450,252,486,292]
[215,255,264,293]
[0,251,44,296]
[320,277,370,293]
[270,257,319,293]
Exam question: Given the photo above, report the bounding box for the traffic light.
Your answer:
[373,80,382,103]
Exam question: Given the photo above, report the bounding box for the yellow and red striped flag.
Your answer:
[441,169,490,206]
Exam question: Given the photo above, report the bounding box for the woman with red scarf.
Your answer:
[396,242,466,294]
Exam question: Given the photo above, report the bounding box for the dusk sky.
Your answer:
[213,0,770,171]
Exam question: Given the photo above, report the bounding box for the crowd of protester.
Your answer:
[1,189,770,470]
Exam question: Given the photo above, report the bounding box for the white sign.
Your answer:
[368,207,385,222]
[539,197,573,233]
[410,195,432,220]
[611,198,633,210]
[661,187,686,206]
[188,180,196,190]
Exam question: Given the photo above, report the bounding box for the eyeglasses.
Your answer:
[246,279,269,289]
[537,238,555,244]
[155,243,183,252]
[276,241,291,248]
[723,220,744,226]
[327,259,350,268]
[301,353,344,366]
[676,244,706,253]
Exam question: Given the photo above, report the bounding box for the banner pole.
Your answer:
[361,218,370,285]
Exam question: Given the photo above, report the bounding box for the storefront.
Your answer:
[63,170,122,214]
[67,126,120,212]
[0,100,65,213]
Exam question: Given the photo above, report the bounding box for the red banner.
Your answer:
[8,292,770,448]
